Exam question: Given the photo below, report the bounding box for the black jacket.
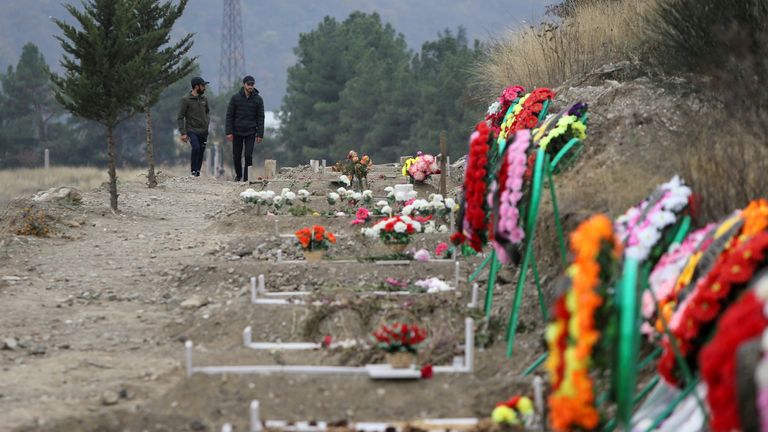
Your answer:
[225,88,265,137]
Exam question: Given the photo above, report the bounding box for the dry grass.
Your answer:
[681,120,768,222]
[473,0,655,97]
[0,165,187,205]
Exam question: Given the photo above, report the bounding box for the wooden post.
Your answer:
[439,130,447,195]
[44,149,50,169]
[264,159,277,179]
[214,143,221,178]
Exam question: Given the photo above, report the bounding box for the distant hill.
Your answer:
[0,0,555,110]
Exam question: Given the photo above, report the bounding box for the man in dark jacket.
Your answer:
[226,75,265,182]
[177,76,210,177]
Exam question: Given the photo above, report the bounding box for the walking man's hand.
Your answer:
[256,137,263,144]
[226,134,233,142]
[180,134,188,143]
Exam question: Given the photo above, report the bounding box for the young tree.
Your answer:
[52,0,151,210]
[133,0,195,188]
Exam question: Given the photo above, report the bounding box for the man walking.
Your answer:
[177,76,210,177]
[226,75,265,182]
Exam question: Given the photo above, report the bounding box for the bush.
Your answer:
[12,207,52,237]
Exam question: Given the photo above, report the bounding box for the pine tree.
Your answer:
[52,0,153,211]
[132,0,195,188]
[0,43,60,165]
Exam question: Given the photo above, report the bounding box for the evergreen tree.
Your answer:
[405,28,483,158]
[133,0,195,188]
[0,43,60,166]
[52,0,153,211]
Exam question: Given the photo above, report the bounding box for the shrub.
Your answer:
[13,207,52,237]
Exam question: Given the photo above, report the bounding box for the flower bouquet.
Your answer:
[294,225,337,263]
[530,102,588,173]
[335,151,373,190]
[452,121,492,252]
[402,152,440,183]
[362,215,422,253]
[373,321,427,368]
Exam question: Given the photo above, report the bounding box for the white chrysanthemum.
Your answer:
[337,187,347,195]
[335,211,347,217]
[438,224,448,233]
[384,186,394,193]
[298,189,310,197]
[431,194,444,202]
[339,175,351,186]
[407,190,418,199]
[402,205,414,216]
[281,188,291,196]
[284,192,296,201]
[445,198,457,210]
[487,101,502,116]
[412,221,422,232]
[394,222,407,233]
[375,200,388,208]
[352,192,362,201]
[240,188,258,198]
[423,221,435,234]
[381,206,393,216]
[394,192,407,202]
[362,190,373,198]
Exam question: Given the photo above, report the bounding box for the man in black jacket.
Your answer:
[226,75,265,182]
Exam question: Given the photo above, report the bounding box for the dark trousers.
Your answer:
[188,131,207,173]
[232,134,256,181]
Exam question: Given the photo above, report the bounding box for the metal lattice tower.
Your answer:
[219,0,245,93]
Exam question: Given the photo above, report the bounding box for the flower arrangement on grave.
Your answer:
[641,223,716,339]
[452,121,492,252]
[658,199,768,386]
[334,151,373,189]
[489,129,531,265]
[326,192,340,206]
[240,188,275,205]
[362,215,422,253]
[486,85,526,136]
[699,279,768,432]
[532,103,588,154]
[492,396,535,427]
[435,242,449,258]
[297,189,310,203]
[545,214,622,431]
[402,152,440,182]
[350,208,371,225]
[614,175,693,263]
[295,225,337,263]
[373,321,427,368]
[362,189,373,204]
[280,188,297,206]
[500,87,556,137]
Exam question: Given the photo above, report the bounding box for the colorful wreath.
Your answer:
[546,214,622,431]
[614,175,692,263]
[455,121,492,252]
[659,199,768,385]
[502,88,556,136]
[532,102,588,153]
[486,85,525,136]
[489,130,531,264]
[699,286,768,432]
[641,224,716,339]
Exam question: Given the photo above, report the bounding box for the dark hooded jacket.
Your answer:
[225,87,265,137]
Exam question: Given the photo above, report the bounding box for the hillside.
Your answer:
[0,0,556,110]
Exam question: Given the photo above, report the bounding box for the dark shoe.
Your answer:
[194,171,200,177]
[234,176,241,182]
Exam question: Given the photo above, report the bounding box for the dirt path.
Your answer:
[0,171,546,432]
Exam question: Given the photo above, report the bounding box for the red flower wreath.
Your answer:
[699,290,768,432]
[460,121,492,252]
[509,88,556,135]
[658,231,768,385]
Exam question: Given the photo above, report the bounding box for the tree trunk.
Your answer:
[145,105,157,188]
[107,125,119,211]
